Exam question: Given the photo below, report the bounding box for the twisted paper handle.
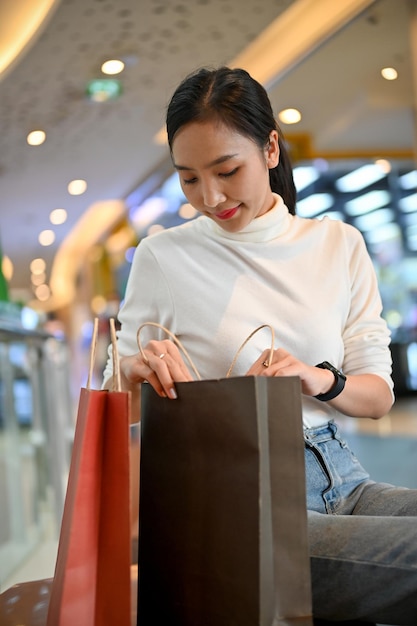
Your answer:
[87,317,121,391]
[225,324,275,377]
[137,322,202,380]
[137,322,275,380]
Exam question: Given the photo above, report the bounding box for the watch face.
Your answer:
[319,361,346,381]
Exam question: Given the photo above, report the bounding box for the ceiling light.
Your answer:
[125,247,136,264]
[2,255,13,281]
[31,272,46,286]
[293,166,319,192]
[154,127,168,145]
[68,179,87,195]
[160,173,187,208]
[38,230,55,246]
[374,159,391,173]
[365,223,401,244]
[30,258,46,274]
[21,307,40,331]
[399,193,417,213]
[130,197,167,232]
[278,108,301,124]
[400,170,417,190]
[86,78,122,102]
[296,193,333,218]
[335,164,387,192]
[313,158,330,173]
[35,284,51,301]
[404,212,417,226]
[27,130,46,146]
[147,224,165,236]
[179,204,198,220]
[386,310,403,330]
[407,233,417,251]
[101,59,125,75]
[381,67,398,80]
[91,295,107,315]
[406,224,417,239]
[50,208,67,225]
[354,208,394,231]
[345,190,390,216]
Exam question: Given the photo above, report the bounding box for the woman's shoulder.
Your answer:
[296,213,364,243]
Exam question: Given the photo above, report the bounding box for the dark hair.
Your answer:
[166,67,296,215]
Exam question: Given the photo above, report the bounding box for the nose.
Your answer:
[201,179,226,208]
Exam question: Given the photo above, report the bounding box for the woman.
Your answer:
[103,67,417,624]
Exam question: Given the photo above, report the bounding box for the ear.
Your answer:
[265,130,279,169]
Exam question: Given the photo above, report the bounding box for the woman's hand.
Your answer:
[246,347,394,419]
[246,347,334,397]
[120,339,193,400]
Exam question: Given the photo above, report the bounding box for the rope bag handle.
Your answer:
[136,322,275,380]
[137,322,202,380]
[225,323,275,377]
[87,317,121,391]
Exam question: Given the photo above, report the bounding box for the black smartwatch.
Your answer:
[314,361,346,401]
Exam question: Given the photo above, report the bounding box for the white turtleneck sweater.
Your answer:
[103,194,393,428]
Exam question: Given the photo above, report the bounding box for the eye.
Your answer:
[219,167,238,178]
[182,176,197,185]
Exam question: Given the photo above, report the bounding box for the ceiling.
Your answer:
[0,0,415,309]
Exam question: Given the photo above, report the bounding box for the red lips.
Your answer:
[215,206,239,220]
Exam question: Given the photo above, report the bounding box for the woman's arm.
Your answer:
[328,372,393,419]
[246,348,394,420]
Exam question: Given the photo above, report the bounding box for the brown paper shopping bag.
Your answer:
[46,318,131,626]
[137,324,313,626]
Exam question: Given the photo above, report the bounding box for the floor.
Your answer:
[2,395,417,623]
[336,394,417,489]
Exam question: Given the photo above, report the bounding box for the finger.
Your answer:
[148,352,192,382]
[247,347,275,373]
[143,370,169,397]
[120,352,177,399]
[164,343,195,381]
[146,348,194,383]
[145,340,194,381]
[145,350,194,399]
[142,354,176,399]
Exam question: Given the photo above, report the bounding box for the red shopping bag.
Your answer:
[46,318,131,626]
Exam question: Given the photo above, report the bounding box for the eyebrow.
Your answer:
[174,153,238,171]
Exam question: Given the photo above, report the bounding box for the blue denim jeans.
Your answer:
[304,422,417,625]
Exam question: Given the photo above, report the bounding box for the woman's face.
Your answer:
[171,120,279,232]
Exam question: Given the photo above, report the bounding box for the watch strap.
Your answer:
[314,361,346,401]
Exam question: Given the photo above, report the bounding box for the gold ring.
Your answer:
[159,353,166,359]
[262,361,269,367]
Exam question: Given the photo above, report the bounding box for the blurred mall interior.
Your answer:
[0,0,416,603]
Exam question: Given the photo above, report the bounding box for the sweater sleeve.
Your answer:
[102,240,175,386]
[342,225,394,398]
